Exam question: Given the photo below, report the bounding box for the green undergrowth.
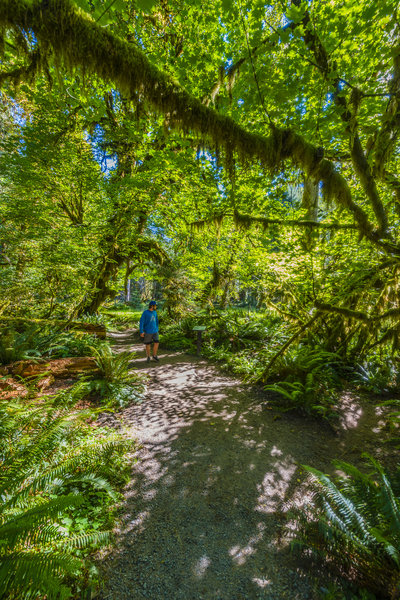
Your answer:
[82,343,147,409]
[161,306,400,421]
[161,307,285,358]
[0,320,146,410]
[0,319,146,596]
[263,347,342,420]
[101,307,142,330]
[0,323,105,364]
[291,456,400,600]
[0,386,134,599]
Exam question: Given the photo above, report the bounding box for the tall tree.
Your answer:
[1,0,400,355]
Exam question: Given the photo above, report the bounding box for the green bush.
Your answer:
[292,457,400,599]
[0,325,103,364]
[39,330,103,358]
[161,315,200,352]
[354,354,400,393]
[85,343,147,408]
[0,325,44,364]
[0,388,133,599]
[75,312,108,326]
[102,308,141,330]
[264,347,341,419]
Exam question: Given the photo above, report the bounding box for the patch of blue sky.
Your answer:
[281,14,290,27]
[9,100,26,127]
[323,92,335,110]
[87,123,117,176]
[294,96,307,117]
[196,148,220,172]
[148,222,172,243]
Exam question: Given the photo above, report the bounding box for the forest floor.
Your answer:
[96,330,394,600]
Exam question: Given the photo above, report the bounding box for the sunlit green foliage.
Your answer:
[0,324,103,364]
[0,389,132,599]
[85,342,147,407]
[293,457,400,599]
[0,2,399,597]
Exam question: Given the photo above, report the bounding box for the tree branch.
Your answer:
[315,300,400,324]
[233,211,358,231]
[372,48,400,178]
[293,1,389,237]
[261,311,322,379]
[1,0,397,253]
[192,211,359,231]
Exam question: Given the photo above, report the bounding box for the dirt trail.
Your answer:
[98,331,390,600]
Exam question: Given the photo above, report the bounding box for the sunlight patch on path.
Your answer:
[99,336,391,600]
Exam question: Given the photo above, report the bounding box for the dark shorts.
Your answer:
[143,332,159,345]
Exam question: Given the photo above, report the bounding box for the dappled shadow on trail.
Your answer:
[98,332,391,600]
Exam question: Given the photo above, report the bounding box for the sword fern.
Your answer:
[293,457,400,599]
[0,387,132,598]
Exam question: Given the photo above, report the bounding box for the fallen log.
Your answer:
[0,377,29,400]
[10,357,99,379]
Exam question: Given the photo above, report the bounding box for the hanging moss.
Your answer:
[233,210,357,231]
[191,213,226,232]
[233,210,253,230]
[315,301,400,325]
[1,0,399,255]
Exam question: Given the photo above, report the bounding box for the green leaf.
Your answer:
[280,28,290,43]
[73,0,92,12]
[221,0,232,11]
[136,0,157,12]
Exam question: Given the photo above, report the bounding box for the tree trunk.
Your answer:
[301,177,319,250]
[76,246,125,316]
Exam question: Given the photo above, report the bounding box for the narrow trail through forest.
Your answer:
[97,331,389,600]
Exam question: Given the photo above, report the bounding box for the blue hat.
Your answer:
[149,300,157,307]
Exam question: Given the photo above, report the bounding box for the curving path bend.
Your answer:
[97,331,389,600]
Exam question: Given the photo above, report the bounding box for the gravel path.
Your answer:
[97,332,390,600]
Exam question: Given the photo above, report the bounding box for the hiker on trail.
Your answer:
[140,300,159,363]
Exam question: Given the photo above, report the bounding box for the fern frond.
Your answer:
[58,530,112,550]
[0,412,76,491]
[365,454,400,537]
[0,551,82,599]
[304,466,371,539]
[1,494,83,548]
[0,388,130,598]
[297,459,400,597]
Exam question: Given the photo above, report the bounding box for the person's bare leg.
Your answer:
[153,342,159,357]
[145,344,151,358]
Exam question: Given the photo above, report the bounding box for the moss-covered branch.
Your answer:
[315,301,400,324]
[314,301,369,322]
[192,211,358,231]
[293,1,389,237]
[1,0,397,252]
[264,299,304,324]
[261,311,322,380]
[232,211,358,231]
[384,172,400,204]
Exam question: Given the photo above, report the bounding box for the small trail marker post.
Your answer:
[193,326,207,356]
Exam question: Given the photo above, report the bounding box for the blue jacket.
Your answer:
[140,309,159,334]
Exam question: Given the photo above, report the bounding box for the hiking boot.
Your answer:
[152,355,159,362]
[146,356,151,363]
